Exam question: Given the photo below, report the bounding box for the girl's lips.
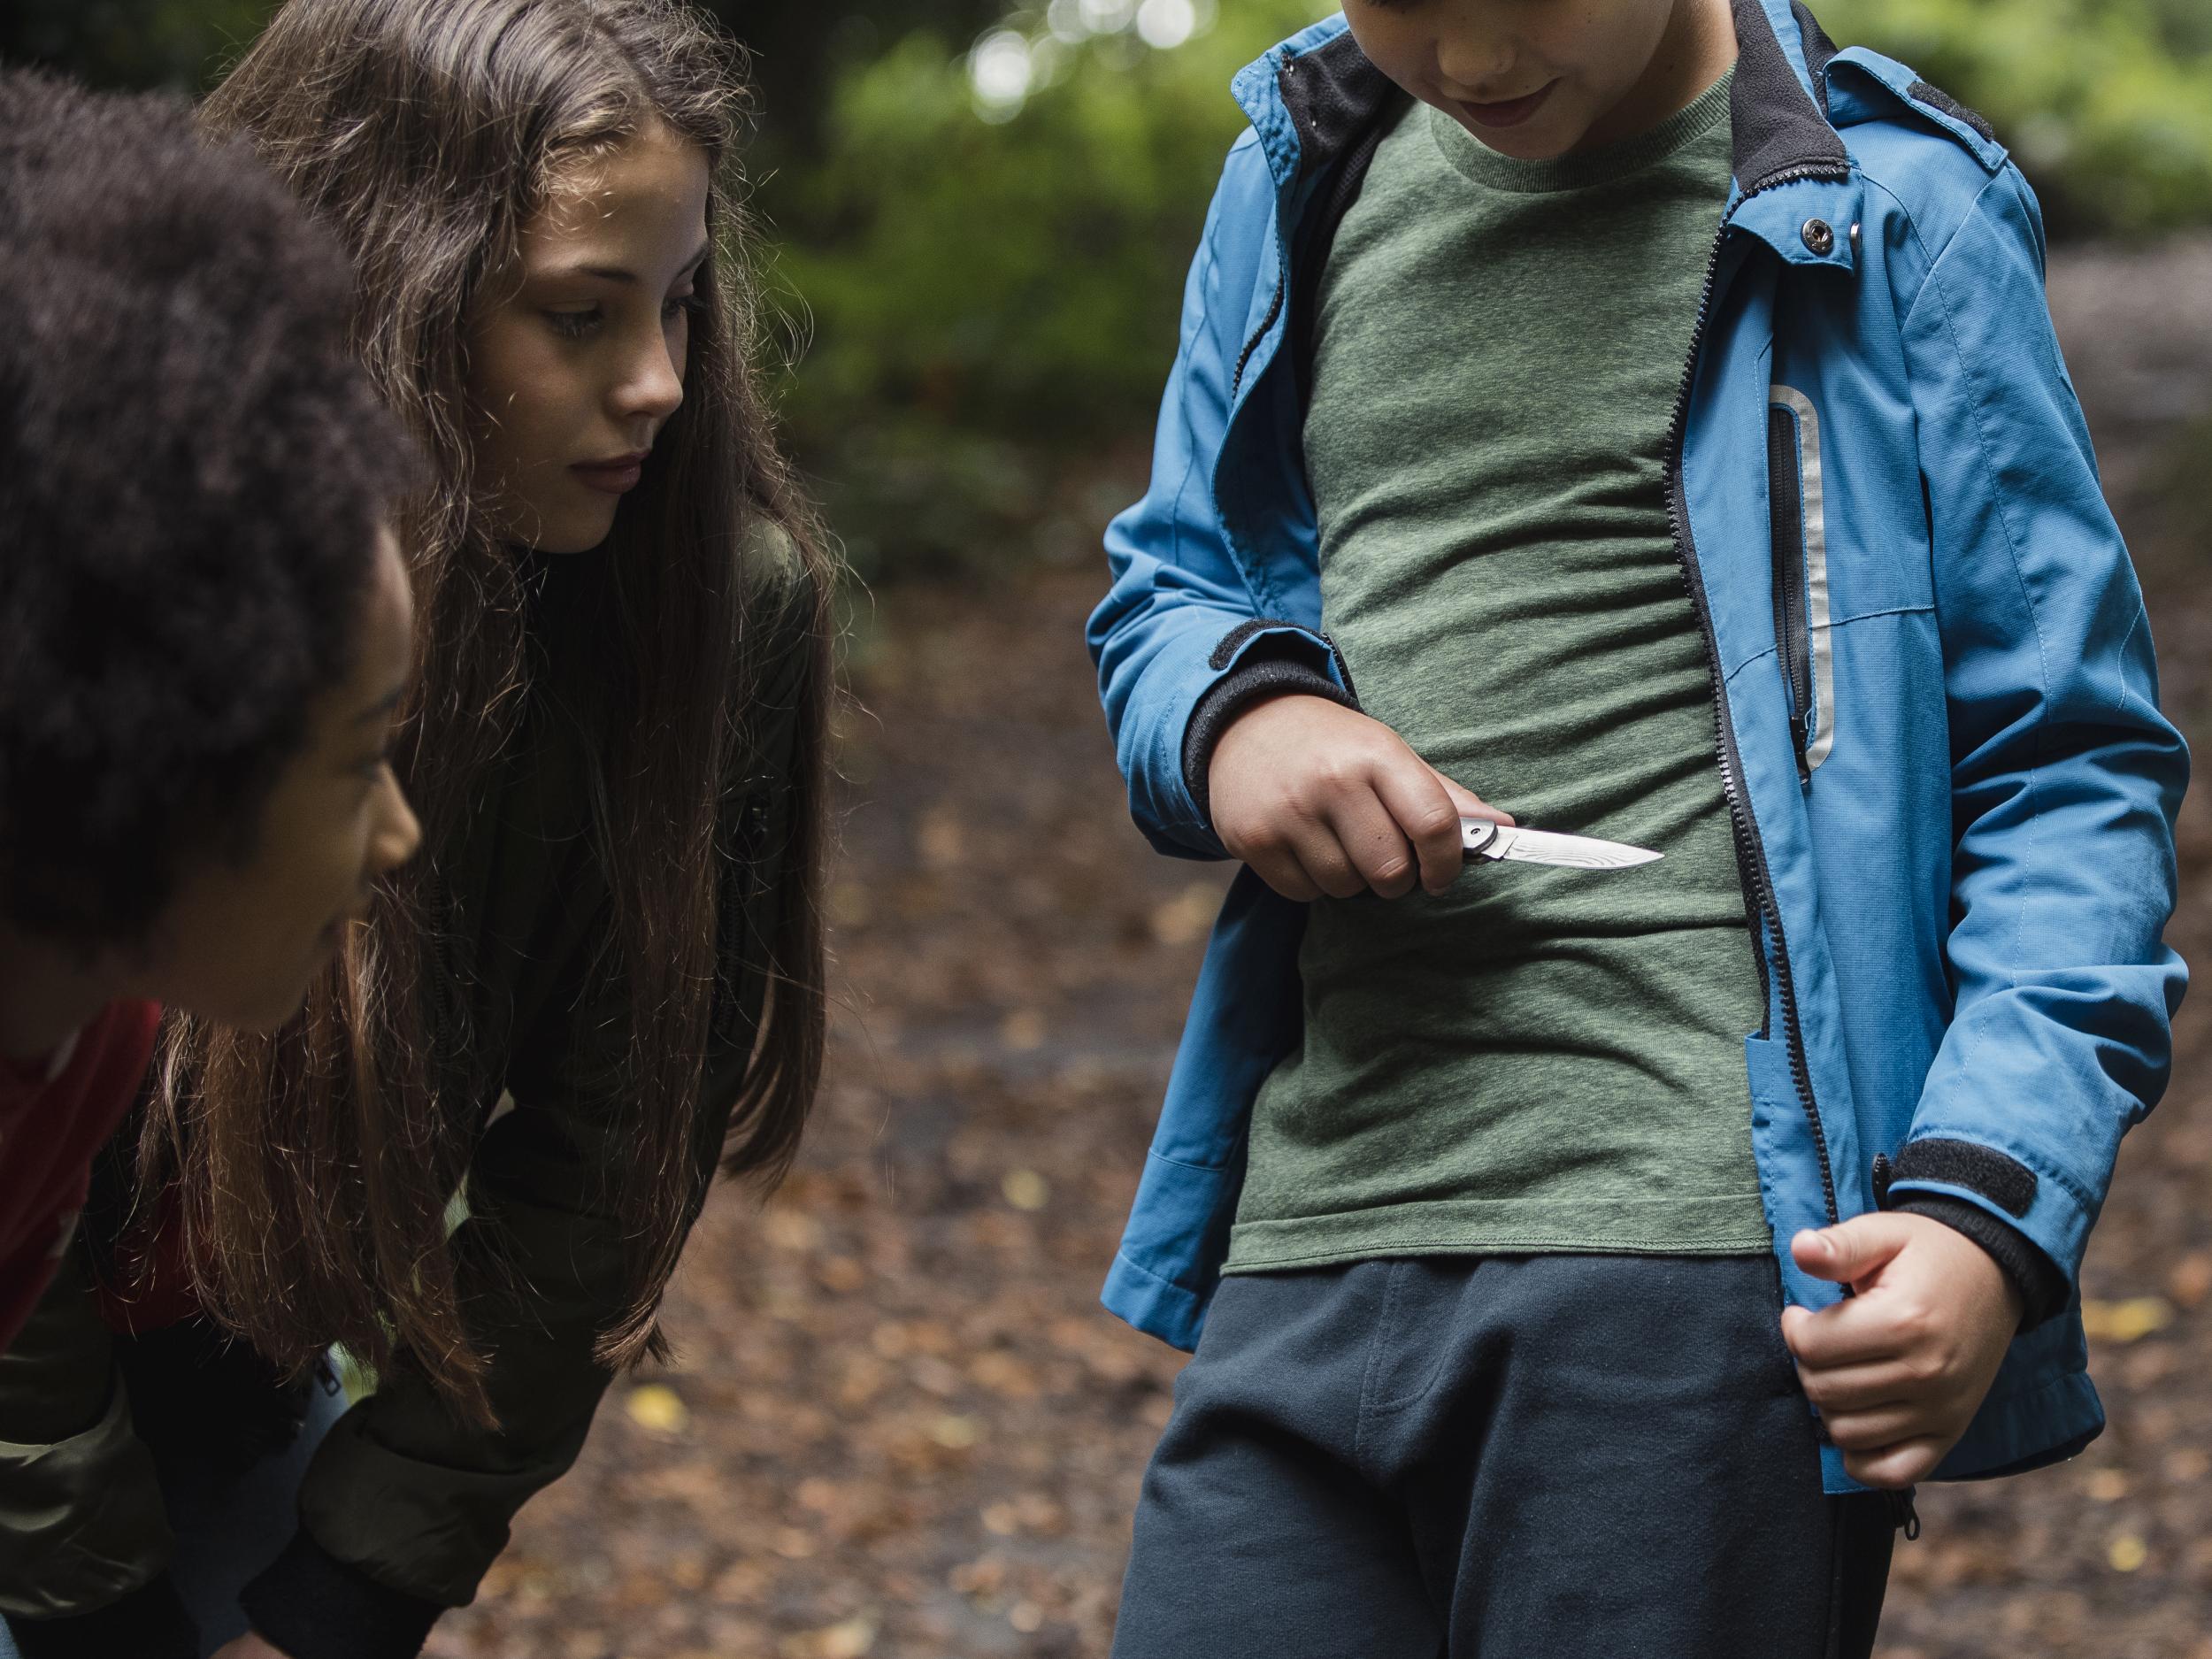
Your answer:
[1456,81,1557,131]
[572,456,646,494]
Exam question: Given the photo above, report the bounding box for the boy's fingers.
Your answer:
[1791,1217,1915,1288]
[1821,1404,1930,1453]
[1288,821,1369,901]
[1251,856,1322,902]
[1794,1357,1922,1413]
[1843,1435,1947,1490]
[1780,1296,1909,1370]
[1371,764,1469,893]
[1237,835,1323,902]
[1435,772,1514,828]
[1329,791,1421,898]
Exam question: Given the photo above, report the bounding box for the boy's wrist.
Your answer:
[1889,1194,2067,1331]
[1183,638,1356,825]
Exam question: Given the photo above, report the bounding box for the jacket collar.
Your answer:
[1240,0,1852,203]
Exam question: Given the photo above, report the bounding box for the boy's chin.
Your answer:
[1441,105,1591,163]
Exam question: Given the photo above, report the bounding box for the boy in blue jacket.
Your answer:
[1087,1,2186,1654]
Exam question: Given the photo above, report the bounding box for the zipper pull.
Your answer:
[1886,1486,1922,1540]
[1870,1152,1895,1210]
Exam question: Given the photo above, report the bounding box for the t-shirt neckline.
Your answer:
[1428,65,1736,196]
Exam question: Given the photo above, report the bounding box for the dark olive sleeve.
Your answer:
[241,539,814,1659]
[0,1249,190,1653]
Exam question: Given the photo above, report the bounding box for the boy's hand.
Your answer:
[1780,1213,2025,1488]
[1208,694,1509,902]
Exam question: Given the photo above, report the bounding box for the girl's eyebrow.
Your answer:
[546,240,712,286]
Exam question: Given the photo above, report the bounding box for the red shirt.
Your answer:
[0,998,161,1354]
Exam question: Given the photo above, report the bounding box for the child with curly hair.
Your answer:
[0,68,419,1363]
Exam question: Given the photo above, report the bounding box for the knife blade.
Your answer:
[1461,818,1662,871]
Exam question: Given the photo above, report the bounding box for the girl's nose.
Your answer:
[615,334,684,426]
[372,769,423,877]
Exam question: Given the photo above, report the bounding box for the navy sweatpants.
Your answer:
[1111,1255,1898,1659]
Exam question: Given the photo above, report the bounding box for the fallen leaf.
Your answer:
[999,1008,1048,1051]
[780,1616,878,1659]
[763,1207,825,1252]
[818,1256,868,1294]
[1002,1169,1049,1210]
[2081,1297,2176,1343]
[918,807,964,869]
[1149,881,1220,947]
[623,1384,690,1436]
[930,1414,982,1449]
[2169,1250,2212,1309]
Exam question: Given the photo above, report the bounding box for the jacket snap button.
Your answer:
[1801,218,1836,256]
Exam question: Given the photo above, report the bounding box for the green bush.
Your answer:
[767,3,1328,578]
[1820,0,2212,236]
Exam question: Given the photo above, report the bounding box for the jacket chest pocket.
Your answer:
[1768,385,1834,782]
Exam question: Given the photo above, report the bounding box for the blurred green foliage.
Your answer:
[0,0,275,89]
[1820,0,2212,235]
[765,3,1332,575]
[9,1,2208,580]
[768,0,2212,576]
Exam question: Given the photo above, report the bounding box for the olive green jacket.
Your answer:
[0,528,814,1657]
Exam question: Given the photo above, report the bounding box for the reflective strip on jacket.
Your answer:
[1085,0,2188,1492]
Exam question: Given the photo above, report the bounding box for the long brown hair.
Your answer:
[147,0,834,1419]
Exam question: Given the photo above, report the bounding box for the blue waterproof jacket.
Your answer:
[1087,0,2187,1490]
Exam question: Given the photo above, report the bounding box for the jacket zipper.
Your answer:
[1766,403,1815,782]
[1231,279,1285,403]
[1663,168,1849,1229]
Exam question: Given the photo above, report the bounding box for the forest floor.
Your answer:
[427,236,2212,1659]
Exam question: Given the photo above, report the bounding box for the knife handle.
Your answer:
[1460,818,1502,861]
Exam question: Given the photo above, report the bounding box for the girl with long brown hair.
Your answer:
[0,4,835,1656]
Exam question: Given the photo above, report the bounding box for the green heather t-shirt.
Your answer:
[1225,72,1773,1272]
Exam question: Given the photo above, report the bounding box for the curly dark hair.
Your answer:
[0,68,412,946]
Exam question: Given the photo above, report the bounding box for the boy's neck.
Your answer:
[1573,0,1740,156]
[0,924,120,1069]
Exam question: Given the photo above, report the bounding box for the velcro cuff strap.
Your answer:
[1209,618,1312,672]
[1892,1138,2037,1218]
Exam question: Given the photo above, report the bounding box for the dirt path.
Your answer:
[426,241,2212,1659]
